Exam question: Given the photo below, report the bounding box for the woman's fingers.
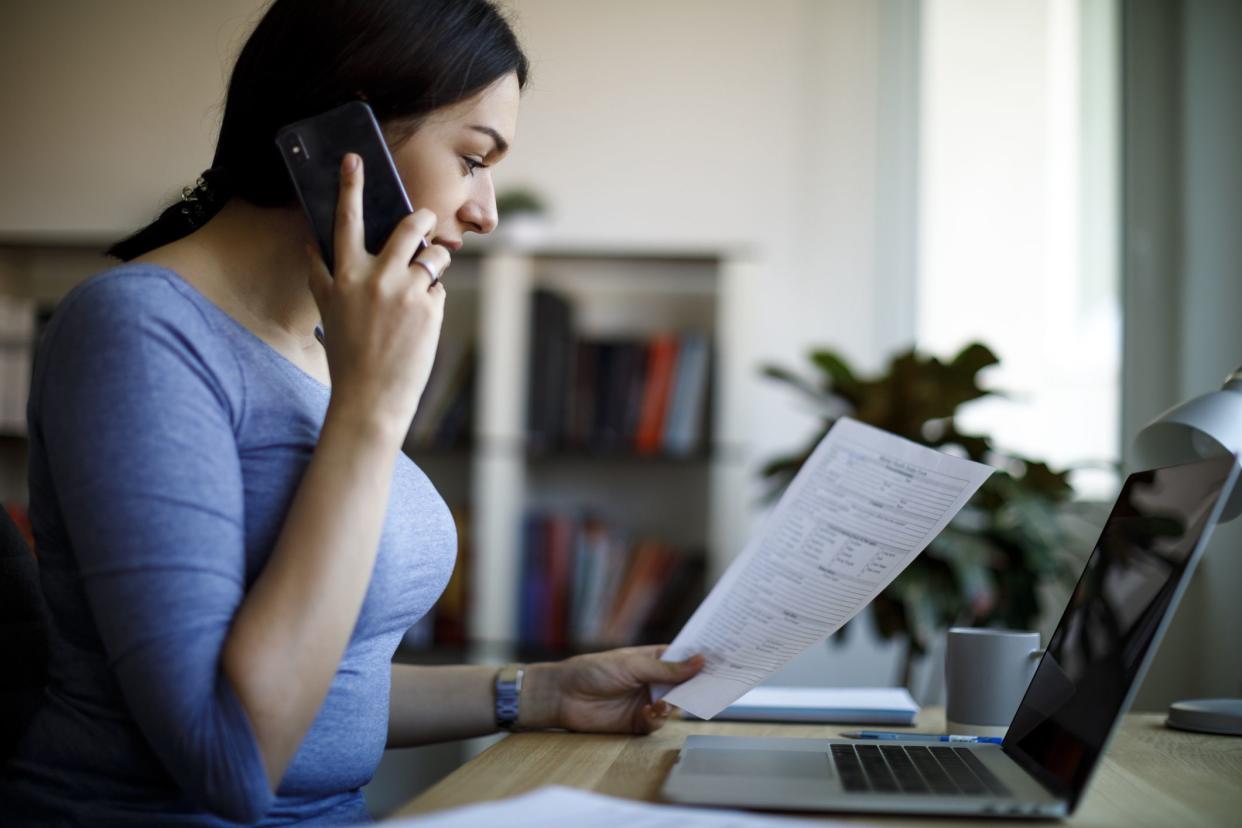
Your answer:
[409,244,452,290]
[625,651,705,685]
[638,700,674,734]
[377,209,436,274]
[333,153,366,277]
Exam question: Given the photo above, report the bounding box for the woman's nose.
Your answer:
[461,181,498,236]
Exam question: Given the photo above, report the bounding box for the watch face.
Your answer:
[495,665,524,728]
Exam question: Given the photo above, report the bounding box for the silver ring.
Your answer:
[412,258,440,285]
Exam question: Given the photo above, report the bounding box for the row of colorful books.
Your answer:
[518,511,705,651]
[528,289,712,457]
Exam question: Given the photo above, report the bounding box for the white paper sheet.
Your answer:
[656,418,993,719]
[701,686,919,723]
[394,785,840,827]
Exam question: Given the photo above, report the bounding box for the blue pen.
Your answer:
[840,731,1004,745]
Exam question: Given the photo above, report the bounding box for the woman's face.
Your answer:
[388,71,521,252]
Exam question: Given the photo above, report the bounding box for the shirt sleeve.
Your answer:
[33,273,274,823]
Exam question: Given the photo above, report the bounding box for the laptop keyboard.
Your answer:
[830,744,1013,797]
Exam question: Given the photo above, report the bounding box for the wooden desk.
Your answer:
[394,707,1242,826]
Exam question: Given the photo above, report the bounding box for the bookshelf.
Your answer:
[451,246,755,661]
[0,241,759,660]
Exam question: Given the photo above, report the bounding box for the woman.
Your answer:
[0,0,702,824]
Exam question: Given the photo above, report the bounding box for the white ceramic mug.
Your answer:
[945,627,1043,737]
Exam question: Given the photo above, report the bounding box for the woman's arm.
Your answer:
[223,157,449,789]
[387,664,494,746]
[386,661,570,746]
[221,407,402,786]
[386,648,705,748]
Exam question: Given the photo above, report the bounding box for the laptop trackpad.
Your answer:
[682,748,828,779]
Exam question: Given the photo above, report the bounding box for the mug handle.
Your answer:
[1030,648,1046,659]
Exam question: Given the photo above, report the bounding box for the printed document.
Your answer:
[657,417,993,719]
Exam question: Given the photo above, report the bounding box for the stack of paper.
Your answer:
[696,686,919,724]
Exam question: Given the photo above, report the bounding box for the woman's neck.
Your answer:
[136,199,322,351]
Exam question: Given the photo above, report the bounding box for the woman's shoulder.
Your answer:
[55,262,218,329]
[37,263,245,398]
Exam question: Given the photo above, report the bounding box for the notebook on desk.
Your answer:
[692,687,919,725]
[663,455,1240,819]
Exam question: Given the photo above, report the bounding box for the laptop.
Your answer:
[662,455,1239,818]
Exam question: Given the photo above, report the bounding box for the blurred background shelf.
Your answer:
[404,246,757,661]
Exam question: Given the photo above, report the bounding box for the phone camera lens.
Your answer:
[287,134,310,161]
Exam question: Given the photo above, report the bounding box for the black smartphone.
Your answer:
[275,100,417,273]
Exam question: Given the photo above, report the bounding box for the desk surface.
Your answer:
[394,707,1242,826]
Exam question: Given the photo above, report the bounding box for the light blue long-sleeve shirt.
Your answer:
[0,265,457,825]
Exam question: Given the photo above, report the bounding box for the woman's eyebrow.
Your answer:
[468,125,509,155]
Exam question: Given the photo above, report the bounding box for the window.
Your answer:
[916,0,1120,498]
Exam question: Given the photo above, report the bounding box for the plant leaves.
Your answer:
[758,339,1095,654]
[809,349,862,403]
[759,364,832,406]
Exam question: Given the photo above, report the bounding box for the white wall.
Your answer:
[917,0,1121,501]
[0,0,264,240]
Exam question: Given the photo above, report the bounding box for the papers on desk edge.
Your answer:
[692,686,919,724]
[395,785,843,827]
[656,417,993,720]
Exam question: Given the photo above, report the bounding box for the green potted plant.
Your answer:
[760,342,1102,687]
[494,187,549,248]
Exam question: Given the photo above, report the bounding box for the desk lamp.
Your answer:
[1133,364,1242,735]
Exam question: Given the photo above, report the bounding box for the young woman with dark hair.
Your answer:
[0,1,701,824]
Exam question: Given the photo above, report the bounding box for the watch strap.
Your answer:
[494,664,525,730]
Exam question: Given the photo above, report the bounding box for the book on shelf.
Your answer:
[526,288,712,457]
[406,336,475,451]
[565,339,598,449]
[517,510,704,651]
[633,334,678,455]
[526,289,574,452]
[661,332,710,457]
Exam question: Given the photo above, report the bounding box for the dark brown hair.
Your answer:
[108,0,528,260]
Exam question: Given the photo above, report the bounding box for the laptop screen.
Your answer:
[1002,455,1238,809]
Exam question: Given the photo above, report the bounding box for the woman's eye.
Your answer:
[462,157,488,177]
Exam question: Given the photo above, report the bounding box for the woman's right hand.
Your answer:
[307,152,449,443]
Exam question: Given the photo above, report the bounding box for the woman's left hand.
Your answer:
[524,646,704,735]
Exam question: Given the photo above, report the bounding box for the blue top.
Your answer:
[0,265,458,825]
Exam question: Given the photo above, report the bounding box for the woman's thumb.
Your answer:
[643,653,705,684]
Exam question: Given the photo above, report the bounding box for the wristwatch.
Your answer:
[494,664,525,730]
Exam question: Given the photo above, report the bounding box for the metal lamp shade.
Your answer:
[1134,369,1242,521]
